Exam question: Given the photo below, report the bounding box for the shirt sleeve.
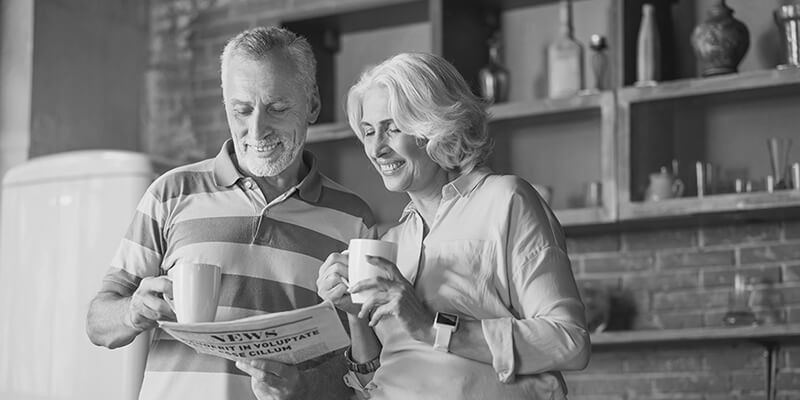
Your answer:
[100,184,167,295]
[481,183,590,382]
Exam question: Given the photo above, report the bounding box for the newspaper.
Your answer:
[158,301,350,366]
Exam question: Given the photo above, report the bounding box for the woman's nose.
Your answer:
[367,132,389,158]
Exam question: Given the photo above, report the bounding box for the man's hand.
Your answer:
[127,276,176,331]
[236,359,303,400]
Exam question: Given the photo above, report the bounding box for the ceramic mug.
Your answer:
[348,239,398,304]
[168,263,222,323]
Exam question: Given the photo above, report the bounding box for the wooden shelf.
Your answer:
[592,323,800,348]
[261,0,423,23]
[307,122,354,144]
[488,91,607,123]
[618,67,800,104]
[555,207,609,226]
[619,190,800,221]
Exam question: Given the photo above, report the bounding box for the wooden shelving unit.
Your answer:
[274,0,800,229]
[592,323,800,348]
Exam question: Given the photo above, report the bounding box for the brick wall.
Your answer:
[145,1,800,398]
[566,219,800,399]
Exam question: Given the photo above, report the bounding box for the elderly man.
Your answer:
[86,26,376,400]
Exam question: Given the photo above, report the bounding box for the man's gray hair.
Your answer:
[220,26,317,97]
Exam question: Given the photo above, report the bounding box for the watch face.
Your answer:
[436,312,458,326]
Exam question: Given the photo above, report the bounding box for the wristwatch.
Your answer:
[433,312,459,352]
[344,347,381,374]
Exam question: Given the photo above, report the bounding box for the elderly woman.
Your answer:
[317,52,590,400]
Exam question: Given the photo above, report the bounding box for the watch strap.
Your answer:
[344,347,380,374]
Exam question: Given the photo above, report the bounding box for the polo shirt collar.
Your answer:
[212,139,323,203]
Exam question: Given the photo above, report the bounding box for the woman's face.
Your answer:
[358,85,442,194]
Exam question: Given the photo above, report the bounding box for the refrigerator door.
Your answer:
[0,150,154,400]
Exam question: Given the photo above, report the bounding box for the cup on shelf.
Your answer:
[584,181,602,207]
[792,163,800,190]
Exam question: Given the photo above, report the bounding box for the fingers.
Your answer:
[129,276,177,328]
[368,301,398,327]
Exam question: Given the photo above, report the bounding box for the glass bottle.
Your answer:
[548,0,584,98]
[589,34,609,91]
[722,273,757,326]
[636,4,660,86]
[479,34,510,104]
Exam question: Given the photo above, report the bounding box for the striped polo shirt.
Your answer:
[100,140,376,400]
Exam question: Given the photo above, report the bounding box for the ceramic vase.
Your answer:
[691,0,750,77]
[479,35,510,103]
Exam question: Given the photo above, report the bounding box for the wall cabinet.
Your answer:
[280,0,800,229]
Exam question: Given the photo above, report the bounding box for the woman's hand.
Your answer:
[317,252,360,315]
[236,359,303,400]
[348,255,434,342]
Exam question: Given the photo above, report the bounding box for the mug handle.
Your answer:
[672,179,685,197]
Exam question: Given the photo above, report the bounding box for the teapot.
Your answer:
[645,166,684,201]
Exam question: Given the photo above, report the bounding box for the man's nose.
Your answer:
[249,108,273,138]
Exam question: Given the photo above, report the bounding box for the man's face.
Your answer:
[222,51,319,178]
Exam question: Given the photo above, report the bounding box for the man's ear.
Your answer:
[308,85,321,124]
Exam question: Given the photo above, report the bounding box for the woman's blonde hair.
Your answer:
[346,53,492,174]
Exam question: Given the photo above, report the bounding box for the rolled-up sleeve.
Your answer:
[481,186,590,382]
[483,246,590,382]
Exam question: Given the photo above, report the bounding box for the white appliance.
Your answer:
[0,150,154,400]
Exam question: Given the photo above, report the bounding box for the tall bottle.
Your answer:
[548,0,584,98]
[636,4,660,86]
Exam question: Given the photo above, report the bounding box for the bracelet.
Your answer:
[344,347,380,374]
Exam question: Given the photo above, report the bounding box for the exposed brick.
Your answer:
[567,234,621,254]
[703,309,729,327]
[785,221,800,239]
[623,350,703,373]
[658,249,734,268]
[783,263,800,282]
[776,370,800,390]
[701,222,781,247]
[701,265,782,288]
[704,344,766,370]
[622,227,698,251]
[623,270,699,292]
[776,283,800,305]
[651,373,730,393]
[565,374,652,395]
[786,305,800,323]
[653,289,729,312]
[732,369,770,390]
[740,243,800,264]
[575,351,625,374]
[655,311,705,329]
[783,346,800,368]
[583,252,654,273]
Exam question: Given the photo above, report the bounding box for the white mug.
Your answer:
[348,239,398,304]
[168,263,222,323]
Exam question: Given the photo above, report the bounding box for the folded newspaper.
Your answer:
[158,301,350,365]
